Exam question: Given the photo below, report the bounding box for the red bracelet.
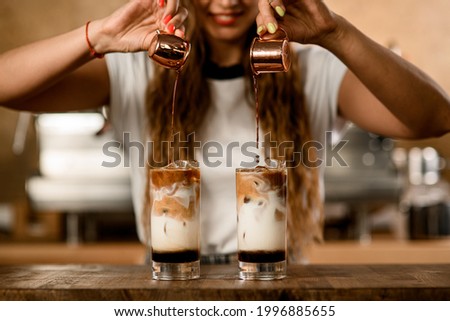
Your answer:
[85,21,104,59]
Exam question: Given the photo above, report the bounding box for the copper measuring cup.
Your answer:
[148,30,191,70]
[250,29,291,75]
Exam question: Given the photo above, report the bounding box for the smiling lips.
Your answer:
[211,13,241,26]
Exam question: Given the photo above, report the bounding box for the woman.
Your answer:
[0,0,449,262]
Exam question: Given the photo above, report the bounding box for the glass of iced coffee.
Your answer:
[236,160,287,280]
[150,160,200,280]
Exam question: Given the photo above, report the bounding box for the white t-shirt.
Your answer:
[106,43,347,255]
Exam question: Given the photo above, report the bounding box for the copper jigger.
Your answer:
[250,29,291,75]
[148,30,190,70]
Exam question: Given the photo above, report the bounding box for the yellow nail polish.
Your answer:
[257,26,264,35]
[267,23,277,34]
[275,6,285,17]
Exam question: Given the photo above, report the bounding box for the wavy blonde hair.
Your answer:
[144,1,323,262]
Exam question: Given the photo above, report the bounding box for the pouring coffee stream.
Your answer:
[250,30,291,163]
[148,31,191,164]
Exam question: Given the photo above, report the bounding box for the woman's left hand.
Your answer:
[256,0,340,46]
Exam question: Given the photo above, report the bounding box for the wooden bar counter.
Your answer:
[0,264,448,300]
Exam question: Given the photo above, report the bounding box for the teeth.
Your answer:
[217,15,234,22]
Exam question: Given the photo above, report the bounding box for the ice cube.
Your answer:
[169,160,199,169]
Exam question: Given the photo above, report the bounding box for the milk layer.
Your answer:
[151,184,199,252]
[237,190,286,251]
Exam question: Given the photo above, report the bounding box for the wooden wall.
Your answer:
[331,0,450,180]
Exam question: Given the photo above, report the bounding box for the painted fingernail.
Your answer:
[163,15,172,25]
[267,23,277,34]
[275,6,285,17]
[168,24,175,34]
[257,26,264,35]
[159,0,164,8]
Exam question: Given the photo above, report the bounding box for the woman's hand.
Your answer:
[89,0,188,55]
[256,0,340,46]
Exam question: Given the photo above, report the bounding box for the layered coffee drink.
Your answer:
[236,161,287,280]
[150,160,200,280]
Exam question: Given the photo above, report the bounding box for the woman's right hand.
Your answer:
[89,0,188,55]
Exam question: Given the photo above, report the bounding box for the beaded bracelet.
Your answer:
[85,21,104,59]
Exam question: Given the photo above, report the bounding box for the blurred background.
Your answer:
[0,0,449,265]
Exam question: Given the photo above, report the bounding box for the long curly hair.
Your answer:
[144,1,323,262]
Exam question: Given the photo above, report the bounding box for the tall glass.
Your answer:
[150,160,200,280]
[236,160,287,280]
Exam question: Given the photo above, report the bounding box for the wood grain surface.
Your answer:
[0,264,448,300]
